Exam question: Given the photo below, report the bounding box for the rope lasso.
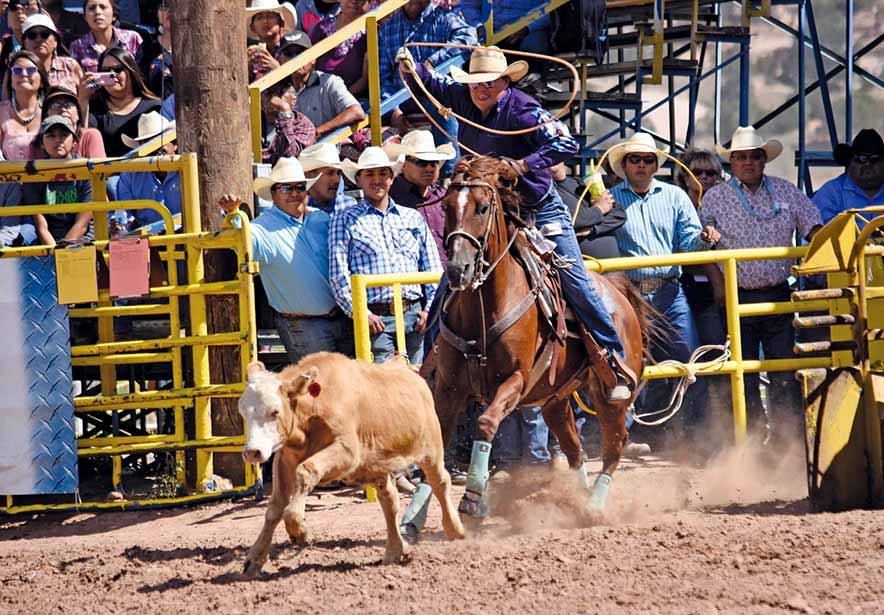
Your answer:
[397,42,580,156]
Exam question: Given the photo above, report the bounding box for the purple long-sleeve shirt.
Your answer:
[411,63,579,208]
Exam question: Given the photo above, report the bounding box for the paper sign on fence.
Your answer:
[109,237,150,298]
[54,244,98,304]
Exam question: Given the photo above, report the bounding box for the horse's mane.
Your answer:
[452,156,524,213]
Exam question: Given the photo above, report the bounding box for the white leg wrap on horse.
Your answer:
[465,440,492,496]
[588,472,613,512]
[576,463,591,492]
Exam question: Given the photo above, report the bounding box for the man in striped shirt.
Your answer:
[329,147,442,364]
[609,133,720,444]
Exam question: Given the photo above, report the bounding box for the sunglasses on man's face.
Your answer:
[468,79,499,90]
[853,154,883,165]
[626,154,657,165]
[11,65,37,77]
[24,28,53,41]
[406,157,440,168]
[273,182,307,194]
[731,150,766,162]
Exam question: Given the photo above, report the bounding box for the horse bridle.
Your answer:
[444,178,517,290]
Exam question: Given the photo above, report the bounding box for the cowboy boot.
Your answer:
[577,323,636,403]
[607,351,638,403]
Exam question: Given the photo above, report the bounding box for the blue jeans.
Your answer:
[275,313,354,364]
[371,310,425,364]
[532,189,625,357]
[637,280,708,431]
[493,405,551,467]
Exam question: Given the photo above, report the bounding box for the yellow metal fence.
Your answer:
[0,154,258,514]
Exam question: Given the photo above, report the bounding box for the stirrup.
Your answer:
[606,354,637,403]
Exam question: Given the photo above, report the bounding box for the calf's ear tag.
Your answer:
[308,382,321,397]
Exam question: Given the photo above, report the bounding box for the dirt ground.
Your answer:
[3,443,884,615]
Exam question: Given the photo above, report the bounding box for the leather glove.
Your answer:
[395,46,416,72]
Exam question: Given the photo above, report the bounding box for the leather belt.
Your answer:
[636,276,677,294]
[278,307,342,320]
[368,299,422,317]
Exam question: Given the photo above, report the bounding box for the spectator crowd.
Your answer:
[0,0,882,474]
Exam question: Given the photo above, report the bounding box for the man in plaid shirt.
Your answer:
[329,147,442,364]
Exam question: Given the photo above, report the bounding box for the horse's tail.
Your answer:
[604,272,669,361]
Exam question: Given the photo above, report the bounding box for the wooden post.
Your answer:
[170,0,252,487]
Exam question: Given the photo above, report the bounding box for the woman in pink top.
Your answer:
[309,0,369,96]
[43,86,105,158]
[22,14,85,97]
[0,50,47,160]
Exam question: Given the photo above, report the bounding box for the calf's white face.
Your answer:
[239,370,286,465]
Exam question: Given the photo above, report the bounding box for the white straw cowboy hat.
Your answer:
[342,146,404,185]
[383,129,455,162]
[449,46,529,84]
[121,111,176,149]
[608,132,668,179]
[299,142,342,173]
[716,126,783,162]
[253,157,319,201]
[246,0,297,38]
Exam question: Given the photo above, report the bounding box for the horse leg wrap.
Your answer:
[576,464,591,492]
[465,440,492,496]
[459,440,492,518]
[587,473,613,513]
[399,483,433,543]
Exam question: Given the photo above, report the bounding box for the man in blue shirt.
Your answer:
[813,129,884,223]
[218,157,353,363]
[401,45,636,402]
[380,0,477,175]
[609,132,719,445]
[329,146,442,364]
[298,142,357,215]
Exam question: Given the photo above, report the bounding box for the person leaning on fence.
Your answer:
[399,44,636,403]
[384,129,453,265]
[329,146,441,364]
[609,132,720,445]
[701,126,822,447]
[218,156,354,363]
[813,128,884,224]
[272,31,366,139]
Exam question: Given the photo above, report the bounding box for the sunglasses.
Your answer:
[731,150,766,162]
[47,99,77,112]
[24,29,53,41]
[626,154,657,165]
[853,154,882,165]
[99,65,127,74]
[468,79,499,90]
[690,168,718,178]
[406,157,440,168]
[273,182,307,194]
[10,65,38,77]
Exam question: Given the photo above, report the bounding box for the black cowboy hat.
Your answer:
[833,129,884,166]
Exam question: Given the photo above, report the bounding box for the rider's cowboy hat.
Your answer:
[121,111,176,149]
[449,46,529,84]
[246,0,297,38]
[383,130,455,162]
[299,142,342,173]
[833,129,884,167]
[342,147,404,184]
[608,132,668,179]
[715,126,783,162]
[253,157,319,201]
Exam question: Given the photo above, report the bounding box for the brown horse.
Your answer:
[422,156,653,519]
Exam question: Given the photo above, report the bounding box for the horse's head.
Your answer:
[443,157,521,291]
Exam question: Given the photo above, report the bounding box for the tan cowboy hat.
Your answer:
[253,157,319,201]
[608,132,668,179]
[449,46,529,84]
[384,130,455,162]
[121,111,176,149]
[246,0,297,38]
[342,147,404,185]
[715,126,783,162]
[299,142,342,173]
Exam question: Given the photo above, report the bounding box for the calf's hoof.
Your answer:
[382,547,411,565]
[288,531,309,547]
[242,558,264,578]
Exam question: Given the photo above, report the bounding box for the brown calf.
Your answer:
[239,352,464,575]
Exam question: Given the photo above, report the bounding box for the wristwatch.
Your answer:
[278,111,294,120]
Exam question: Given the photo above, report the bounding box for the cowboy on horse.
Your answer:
[397,45,636,402]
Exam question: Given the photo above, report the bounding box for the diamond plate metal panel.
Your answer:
[21,255,78,494]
